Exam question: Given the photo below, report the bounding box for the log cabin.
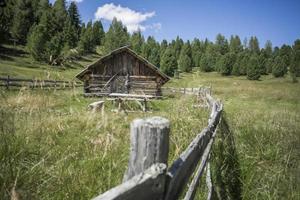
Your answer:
[76,46,170,97]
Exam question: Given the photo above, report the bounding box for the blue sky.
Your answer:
[53,0,300,47]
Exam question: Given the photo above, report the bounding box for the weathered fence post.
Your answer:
[123,116,170,182]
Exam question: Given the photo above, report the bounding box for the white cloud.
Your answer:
[94,3,161,33]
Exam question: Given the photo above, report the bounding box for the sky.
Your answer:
[52,0,300,47]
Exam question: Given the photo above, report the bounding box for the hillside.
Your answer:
[0,44,101,80]
[0,68,299,199]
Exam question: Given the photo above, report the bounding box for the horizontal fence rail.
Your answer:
[0,76,83,90]
[92,86,223,200]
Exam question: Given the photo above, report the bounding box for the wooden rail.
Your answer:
[92,86,223,200]
[0,76,83,90]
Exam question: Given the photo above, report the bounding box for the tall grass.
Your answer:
[0,88,208,199]
[169,72,300,199]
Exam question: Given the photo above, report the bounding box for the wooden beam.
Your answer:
[92,163,167,200]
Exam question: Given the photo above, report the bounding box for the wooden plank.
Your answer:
[123,117,170,181]
[92,163,167,200]
[109,93,157,99]
[183,126,218,200]
[164,128,212,200]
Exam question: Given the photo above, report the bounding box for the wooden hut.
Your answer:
[76,46,170,97]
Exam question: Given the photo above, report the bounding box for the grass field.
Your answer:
[0,44,101,80]
[0,69,299,199]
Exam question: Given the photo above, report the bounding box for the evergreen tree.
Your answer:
[78,21,94,53]
[0,0,15,42]
[291,39,300,78]
[272,56,286,77]
[219,53,236,76]
[215,33,229,55]
[265,58,274,74]
[104,18,129,52]
[68,2,81,32]
[178,41,193,72]
[229,35,242,53]
[191,38,203,68]
[148,47,160,67]
[279,44,292,73]
[247,55,261,80]
[258,50,267,75]
[11,0,34,44]
[130,30,144,54]
[45,33,64,64]
[265,40,273,58]
[232,53,243,76]
[200,53,215,72]
[52,0,67,33]
[93,20,105,45]
[249,36,260,54]
[160,46,177,76]
[27,24,48,61]
[160,39,168,58]
[63,17,78,49]
[174,36,184,61]
[239,52,250,75]
[35,0,50,22]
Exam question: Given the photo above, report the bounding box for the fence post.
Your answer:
[123,116,170,182]
[6,75,10,90]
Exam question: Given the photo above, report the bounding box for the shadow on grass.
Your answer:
[0,45,27,57]
[211,113,243,200]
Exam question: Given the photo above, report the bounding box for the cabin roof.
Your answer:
[75,46,170,83]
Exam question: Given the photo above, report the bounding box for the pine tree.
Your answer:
[173,36,184,61]
[52,0,67,33]
[200,53,214,72]
[247,55,261,80]
[68,2,81,32]
[78,21,94,53]
[215,34,229,55]
[45,33,64,64]
[229,35,242,53]
[232,53,243,76]
[130,30,144,54]
[265,40,273,58]
[249,36,260,54]
[291,39,300,78]
[27,24,48,61]
[148,47,160,67]
[160,39,168,58]
[219,53,236,76]
[178,41,193,72]
[11,0,34,44]
[104,18,129,52]
[160,47,177,76]
[63,17,78,49]
[279,44,292,73]
[191,38,203,68]
[258,51,267,75]
[93,20,105,45]
[239,51,250,75]
[272,56,286,77]
[0,0,15,42]
[35,0,50,22]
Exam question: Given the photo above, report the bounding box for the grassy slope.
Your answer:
[168,72,300,199]
[0,88,209,199]
[0,44,101,80]
[0,47,299,199]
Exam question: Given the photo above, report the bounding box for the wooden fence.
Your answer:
[92,86,223,200]
[0,76,83,90]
